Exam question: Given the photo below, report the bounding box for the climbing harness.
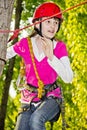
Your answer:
[17,37,61,99]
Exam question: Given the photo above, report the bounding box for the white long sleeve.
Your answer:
[47,56,73,83]
[6,45,17,60]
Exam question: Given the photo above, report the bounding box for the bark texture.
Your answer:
[0,0,15,75]
[0,0,23,129]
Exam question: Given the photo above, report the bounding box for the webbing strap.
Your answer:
[26,81,59,95]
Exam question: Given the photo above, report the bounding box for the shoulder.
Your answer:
[54,40,66,49]
[14,37,28,47]
[53,40,68,58]
[13,37,29,56]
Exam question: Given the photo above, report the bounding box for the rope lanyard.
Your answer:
[27,37,44,99]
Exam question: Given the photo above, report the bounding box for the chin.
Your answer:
[45,35,54,39]
[42,33,55,39]
[48,36,54,39]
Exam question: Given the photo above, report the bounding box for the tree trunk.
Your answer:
[0,0,23,129]
[0,0,15,75]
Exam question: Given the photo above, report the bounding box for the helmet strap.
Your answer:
[34,18,43,37]
[39,18,42,36]
[57,18,61,32]
[34,27,43,37]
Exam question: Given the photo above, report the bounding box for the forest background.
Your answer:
[0,0,87,130]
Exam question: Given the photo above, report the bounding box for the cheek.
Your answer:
[55,24,59,31]
[42,24,48,33]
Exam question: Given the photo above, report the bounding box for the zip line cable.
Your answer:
[0,0,87,42]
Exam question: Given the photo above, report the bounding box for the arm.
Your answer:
[40,37,73,83]
[47,56,73,83]
[6,45,17,60]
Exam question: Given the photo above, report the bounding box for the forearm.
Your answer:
[47,56,73,83]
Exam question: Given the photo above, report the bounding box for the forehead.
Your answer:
[42,17,60,22]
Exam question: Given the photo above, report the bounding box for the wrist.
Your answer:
[48,55,54,61]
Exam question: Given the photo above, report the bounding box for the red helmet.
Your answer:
[32,2,62,23]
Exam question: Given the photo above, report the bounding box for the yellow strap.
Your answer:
[27,37,44,98]
[20,58,25,76]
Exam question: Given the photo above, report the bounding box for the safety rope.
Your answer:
[0,0,87,42]
[27,37,45,99]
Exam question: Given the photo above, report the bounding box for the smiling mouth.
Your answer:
[48,30,54,33]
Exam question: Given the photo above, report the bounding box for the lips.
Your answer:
[48,30,54,33]
[48,30,55,36]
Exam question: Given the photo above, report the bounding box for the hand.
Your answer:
[41,37,54,61]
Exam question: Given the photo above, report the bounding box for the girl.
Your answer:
[6,2,73,130]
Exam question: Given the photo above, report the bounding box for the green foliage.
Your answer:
[21,0,45,21]
[59,0,87,129]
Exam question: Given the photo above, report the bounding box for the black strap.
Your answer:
[27,81,59,96]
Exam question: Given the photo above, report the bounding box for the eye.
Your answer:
[54,20,59,25]
[47,20,51,23]
[55,21,58,24]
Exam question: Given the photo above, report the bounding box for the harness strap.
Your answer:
[25,81,59,97]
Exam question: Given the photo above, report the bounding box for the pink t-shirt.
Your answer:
[13,37,68,103]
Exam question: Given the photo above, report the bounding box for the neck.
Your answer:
[35,35,43,54]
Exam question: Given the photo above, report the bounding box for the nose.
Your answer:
[50,22,55,28]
